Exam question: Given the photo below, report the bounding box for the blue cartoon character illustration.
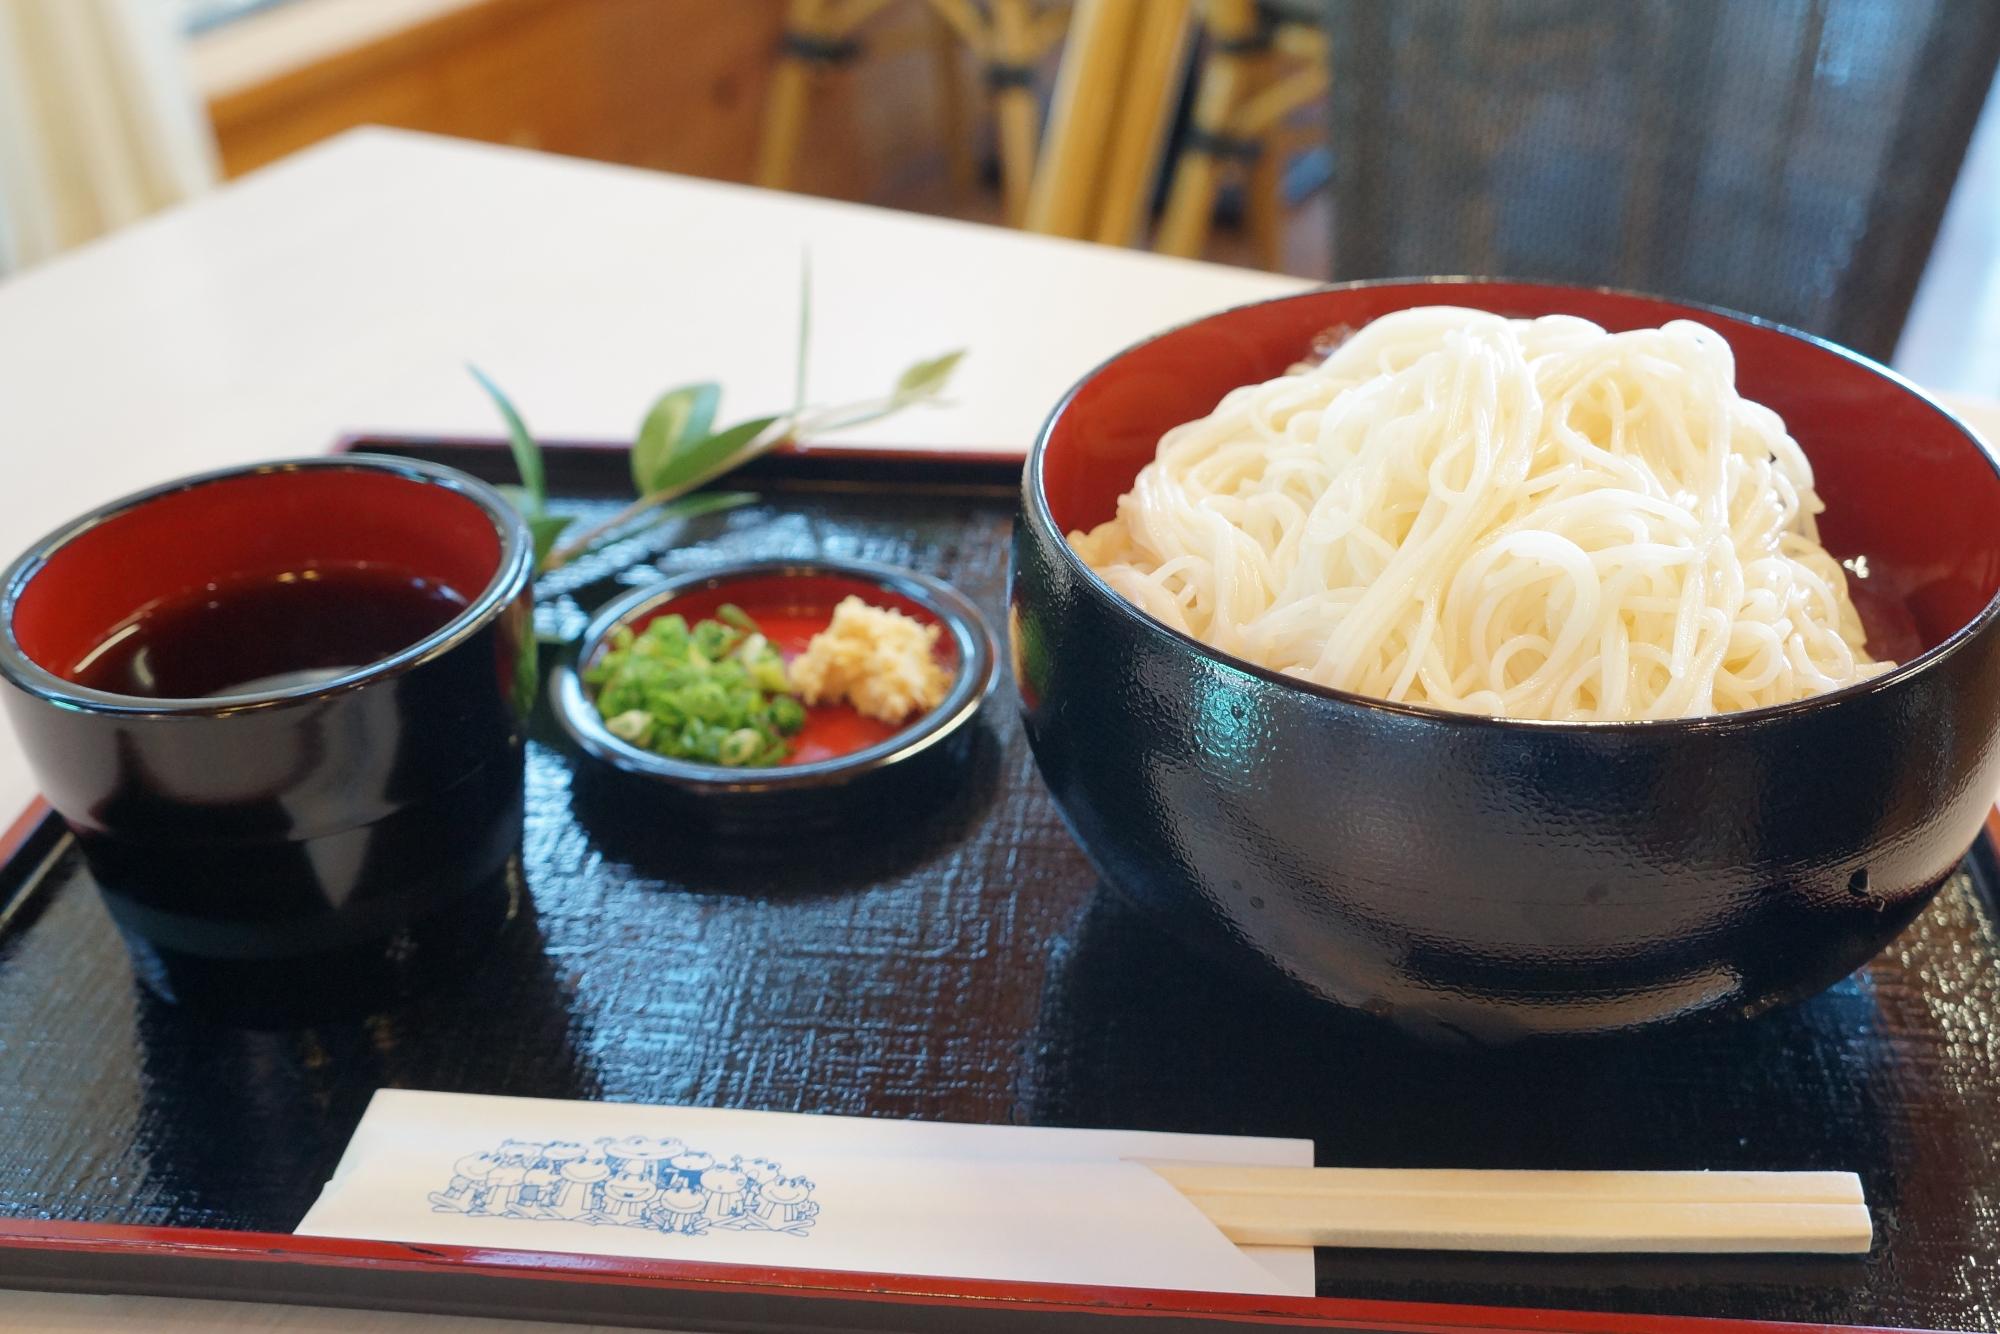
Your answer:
[699,1164,750,1224]
[429,1135,819,1238]
[549,1151,611,1219]
[649,1181,710,1234]
[480,1140,544,1215]
[603,1135,680,1184]
[592,1171,658,1225]
[427,1152,499,1214]
[665,1149,713,1190]
[510,1141,585,1218]
[758,1176,818,1232]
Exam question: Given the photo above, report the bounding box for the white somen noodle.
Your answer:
[1069,307,1890,720]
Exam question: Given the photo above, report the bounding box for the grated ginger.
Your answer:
[788,596,952,724]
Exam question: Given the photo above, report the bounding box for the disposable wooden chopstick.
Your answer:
[1183,1194,1871,1253]
[1143,1163,1864,1204]
[1141,1164,1871,1254]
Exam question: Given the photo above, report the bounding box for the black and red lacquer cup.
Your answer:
[0,456,536,1023]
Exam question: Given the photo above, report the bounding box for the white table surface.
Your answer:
[0,127,1995,1333]
[0,125,1305,824]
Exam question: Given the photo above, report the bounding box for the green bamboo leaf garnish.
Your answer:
[663,416,781,493]
[474,280,964,576]
[632,382,721,494]
[653,489,758,528]
[794,249,812,418]
[528,513,575,566]
[892,349,966,405]
[469,365,546,513]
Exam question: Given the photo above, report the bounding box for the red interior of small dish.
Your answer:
[1039,282,2000,654]
[611,573,959,765]
[10,467,502,681]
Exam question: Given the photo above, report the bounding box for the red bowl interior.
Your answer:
[607,572,959,766]
[10,466,503,681]
[1039,282,2000,655]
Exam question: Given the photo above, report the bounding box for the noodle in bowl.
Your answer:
[1071,307,1888,721]
[1011,281,2000,1040]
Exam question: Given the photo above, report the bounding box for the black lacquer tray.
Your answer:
[2,437,1999,1334]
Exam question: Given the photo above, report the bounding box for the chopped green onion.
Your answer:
[605,709,654,746]
[718,728,762,766]
[768,694,806,732]
[586,604,807,766]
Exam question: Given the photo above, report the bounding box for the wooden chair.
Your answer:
[1020,0,1194,244]
[1154,0,1330,262]
[754,0,1071,224]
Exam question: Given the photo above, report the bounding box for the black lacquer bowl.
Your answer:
[0,456,536,1023]
[1009,280,2000,1041]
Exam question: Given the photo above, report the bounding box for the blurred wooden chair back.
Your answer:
[1154,0,1329,262]
[1325,0,2000,360]
[757,0,1070,224]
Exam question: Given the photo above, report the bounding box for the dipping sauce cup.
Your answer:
[0,456,536,1024]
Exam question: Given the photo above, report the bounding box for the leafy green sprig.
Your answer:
[470,261,964,574]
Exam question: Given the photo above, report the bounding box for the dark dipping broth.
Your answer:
[70,562,468,699]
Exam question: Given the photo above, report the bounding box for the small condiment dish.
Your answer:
[553,558,998,830]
